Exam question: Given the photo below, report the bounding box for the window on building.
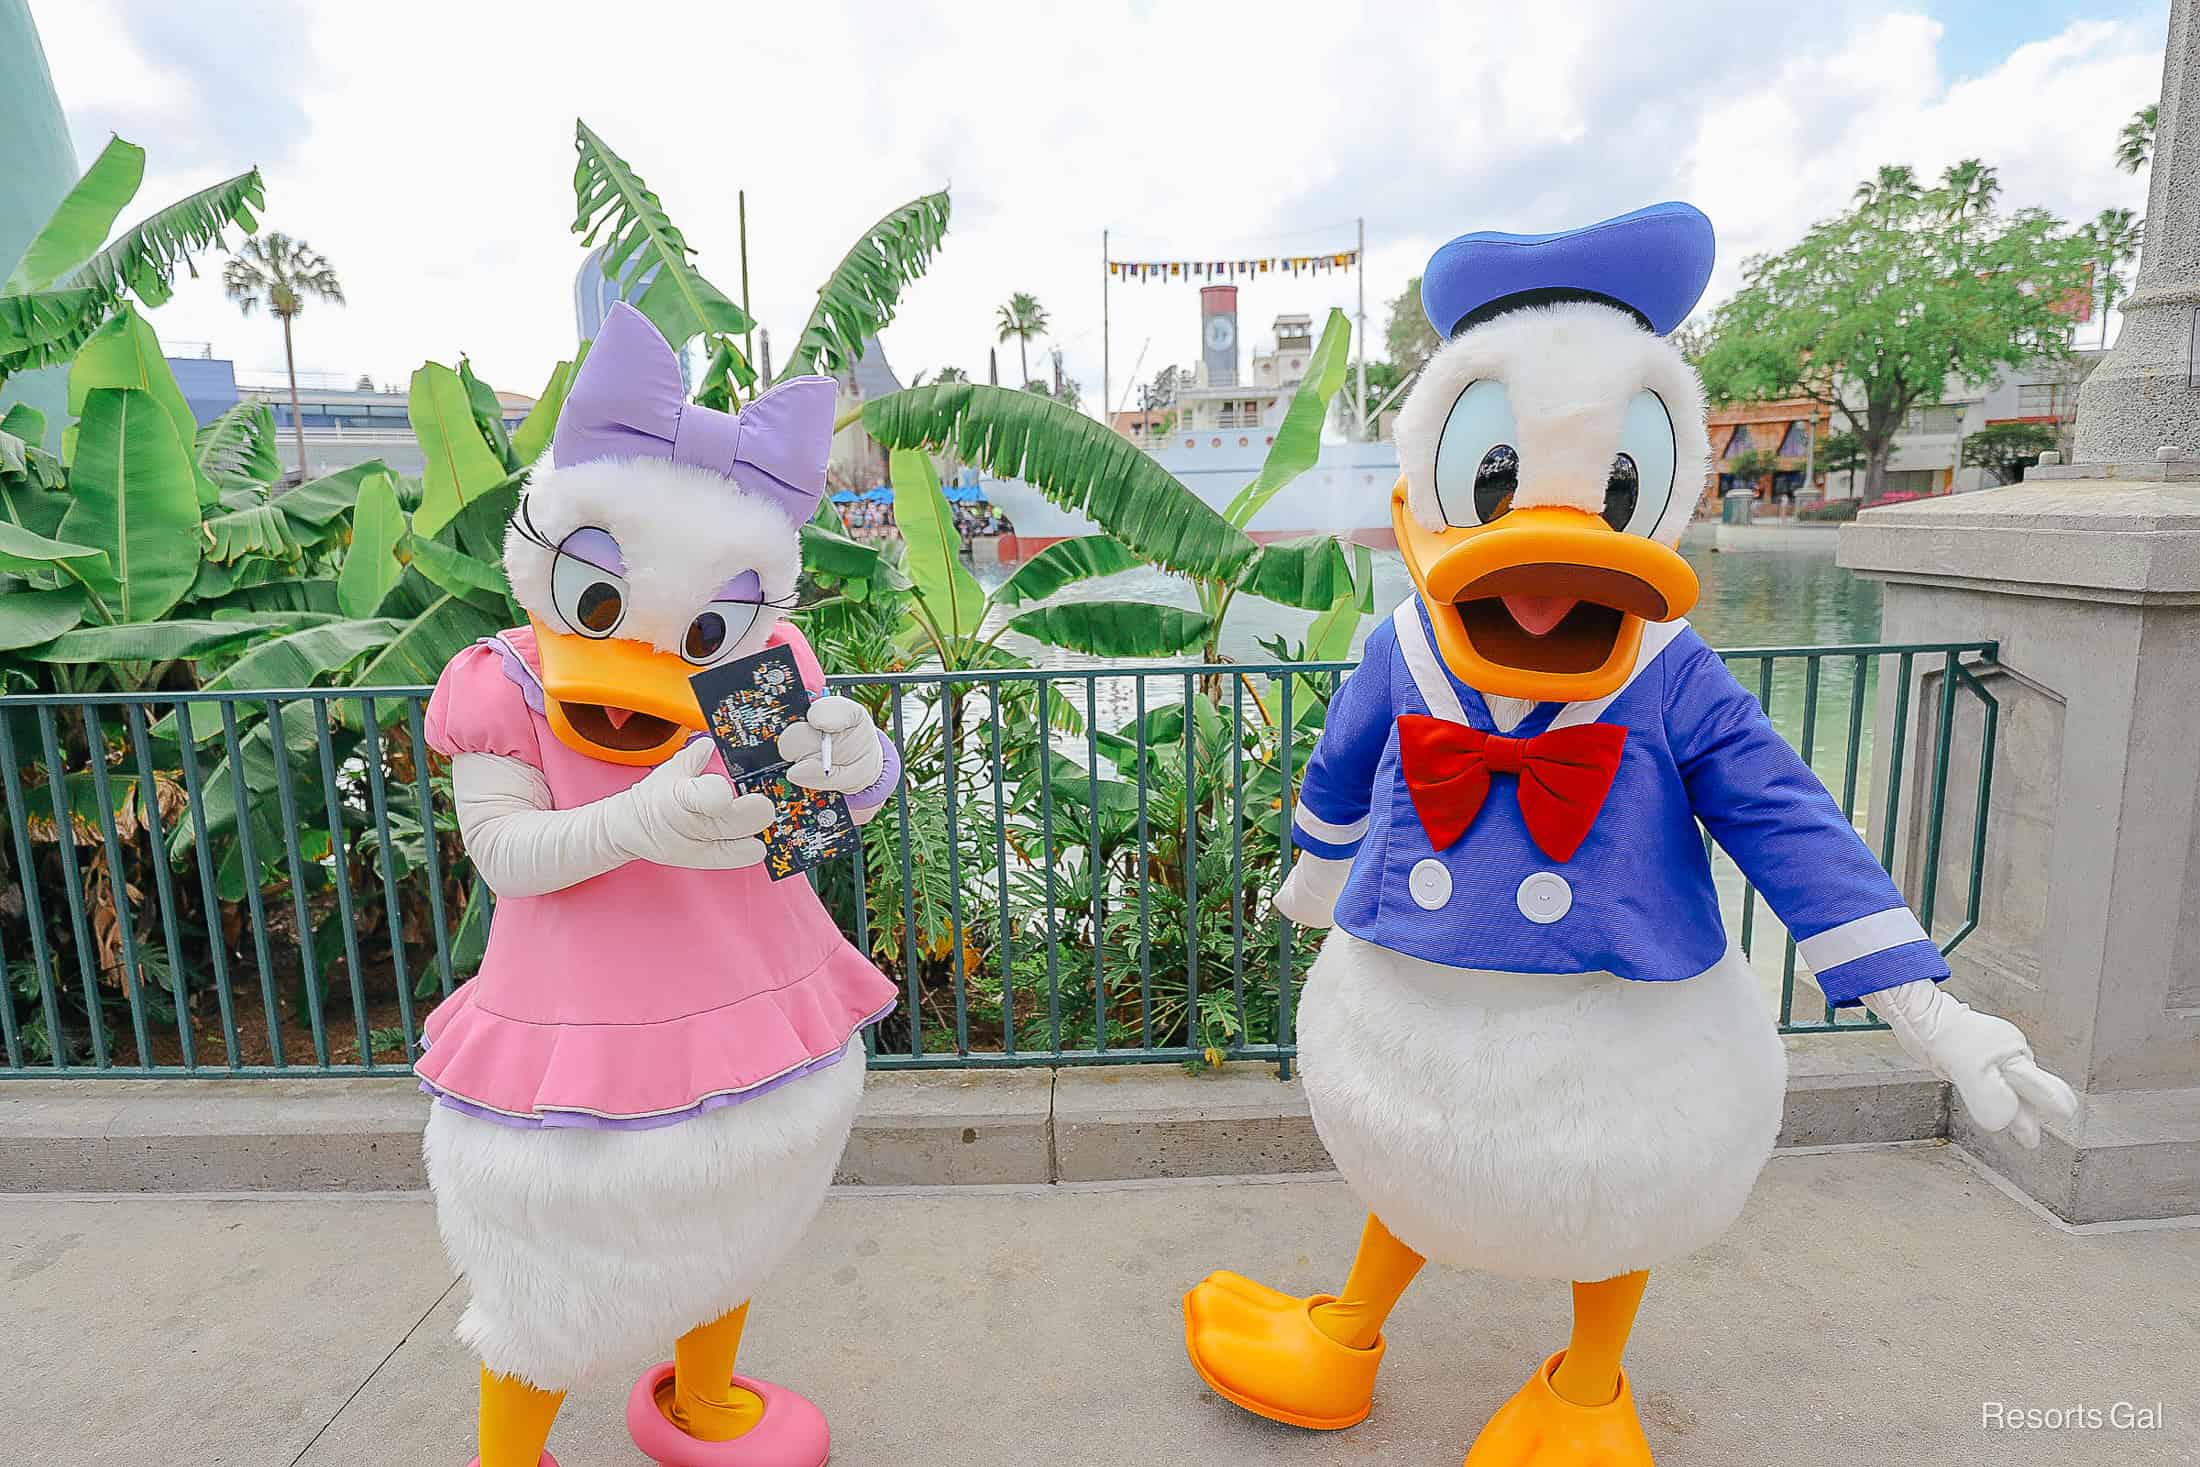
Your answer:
[1777,421,1810,458]
[2016,382,2066,417]
[1879,469,1941,497]
[1723,426,1752,456]
[1903,404,1964,435]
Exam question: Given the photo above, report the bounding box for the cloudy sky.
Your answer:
[26,0,2164,411]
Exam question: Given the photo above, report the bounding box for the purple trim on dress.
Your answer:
[843,731,902,812]
[482,634,548,717]
[419,996,896,1132]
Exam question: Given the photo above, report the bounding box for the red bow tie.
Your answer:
[1395,715,1627,863]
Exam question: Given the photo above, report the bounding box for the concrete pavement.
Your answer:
[4,1143,2194,1466]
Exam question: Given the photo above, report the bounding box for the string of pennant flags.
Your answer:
[1108,249,1359,283]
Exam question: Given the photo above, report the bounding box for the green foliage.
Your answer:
[1384,273,1440,372]
[0,137,263,381]
[60,387,202,623]
[1960,421,2059,485]
[779,191,951,382]
[409,362,511,537]
[195,400,281,492]
[2116,103,2155,175]
[1005,603,1213,657]
[572,119,754,355]
[1699,157,2090,498]
[891,449,986,642]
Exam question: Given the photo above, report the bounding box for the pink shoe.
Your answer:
[626,1361,830,1467]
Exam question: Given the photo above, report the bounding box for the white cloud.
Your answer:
[23,0,2163,405]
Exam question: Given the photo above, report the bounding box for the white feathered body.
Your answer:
[423,1037,864,1390]
[1297,932,1785,1282]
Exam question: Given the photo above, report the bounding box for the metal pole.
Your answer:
[1102,228,1111,428]
[1355,217,1368,441]
[738,189,755,374]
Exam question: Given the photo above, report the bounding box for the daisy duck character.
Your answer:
[1181,204,2079,1465]
[416,302,900,1467]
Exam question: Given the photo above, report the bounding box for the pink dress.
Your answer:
[415,622,898,1129]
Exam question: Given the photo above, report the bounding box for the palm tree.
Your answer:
[934,365,969,383]
[1852,165,1922,221]
[1938,158,2000,219]
[2116,104,2157,174]
[2084,208,2145,351]
[995,292,1048,386]
[222,233,345,480]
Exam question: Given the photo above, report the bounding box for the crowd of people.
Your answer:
[837,496,1014,551]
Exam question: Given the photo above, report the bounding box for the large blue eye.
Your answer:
[1432,380,1520,528]
[1610,389,1676,536]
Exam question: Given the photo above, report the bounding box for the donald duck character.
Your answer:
[416,302,901,1467]
[1182,204,2078,1465]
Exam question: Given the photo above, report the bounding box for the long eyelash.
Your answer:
[509,495,560,553]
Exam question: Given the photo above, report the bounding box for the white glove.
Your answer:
[777,694,885,795]
[1863,979,2078,1148]
[452,741,773,897]
[1272,853,1350,929]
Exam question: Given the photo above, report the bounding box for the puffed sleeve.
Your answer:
[424,640,544,765]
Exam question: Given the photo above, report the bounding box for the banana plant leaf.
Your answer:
[1221,307,1352,530]
[58,387,201,623]
[799,521,889,582]
[406,534,511,608]
[572,120,753,351]
[692,338,757,411]
[438,475,522,564]
[777,190,951,382]
[1005,601,1212,657]
[3,137,145,294]
[992,534,1142,607]
[199,502,303,564]
[890,448,984,641]
[0,164,262,375]
[458,357,517,473]
[164,696,324,886]
[337,470,405,618]
[0,587,86,651]
[28,618,267,664]
[274,458,392,527]
[865,384,1254,582]
[409,363,508,537]
[510,352,580,466]
[351,593,505,686]
[0,520,107,577]
[69,306,217,506]
[1240,535,1355,610]
[2,405,65,491]
[198,618,407,697]
[194,399,279,492]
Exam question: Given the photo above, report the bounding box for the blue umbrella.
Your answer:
[944,484,982,502]
[830,490,857,503]
[862,486,893,502]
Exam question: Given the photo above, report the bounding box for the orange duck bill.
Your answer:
[530,616,705,766]
[1391,481,1698,704]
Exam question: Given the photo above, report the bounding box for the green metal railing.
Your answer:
[0,640,1997,1079]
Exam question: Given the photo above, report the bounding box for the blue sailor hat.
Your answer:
[1420,201,1715,340]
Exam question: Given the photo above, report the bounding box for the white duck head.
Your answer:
[1391,203,1716,703]
[502,302,836,765]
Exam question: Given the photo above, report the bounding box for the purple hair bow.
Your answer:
[550,301,836,523]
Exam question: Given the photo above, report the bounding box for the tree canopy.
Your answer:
[1697,158,2089,499]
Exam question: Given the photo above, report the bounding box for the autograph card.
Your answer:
[690,645,858,880]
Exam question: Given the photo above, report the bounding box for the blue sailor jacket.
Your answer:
[1291,597,1949,1004]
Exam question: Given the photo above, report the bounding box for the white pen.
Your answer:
[820,729,834,777]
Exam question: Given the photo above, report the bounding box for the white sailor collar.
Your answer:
[1389,594,1690,732]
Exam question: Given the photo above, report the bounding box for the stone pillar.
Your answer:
[1840,0,2200,1220]
[2075,0,2200,462]
[1841,464,2200,1222]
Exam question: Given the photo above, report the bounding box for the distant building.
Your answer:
[1827,352,2099,498]
[164,353,532,479]
[1165,305,1321,440]
[1704,397,1832,505]
[826,334,904,490]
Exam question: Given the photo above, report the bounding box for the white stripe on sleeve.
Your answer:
[1294,804,1368,845]
[1797,906,1931,972]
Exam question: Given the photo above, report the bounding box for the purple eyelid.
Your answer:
[556,527,626,575]
[712,569,762,602]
